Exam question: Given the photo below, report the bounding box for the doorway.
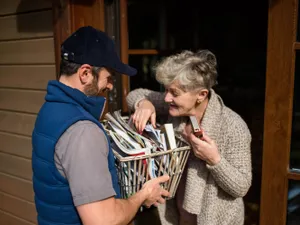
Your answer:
[118,0,269,224]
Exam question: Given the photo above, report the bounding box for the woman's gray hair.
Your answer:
[155,50,218,91]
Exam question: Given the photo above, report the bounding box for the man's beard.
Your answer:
[84,78,100,96]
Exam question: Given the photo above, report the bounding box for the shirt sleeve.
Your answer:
[55,120,116,206]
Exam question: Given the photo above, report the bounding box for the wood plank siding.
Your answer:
[0,0,55,224]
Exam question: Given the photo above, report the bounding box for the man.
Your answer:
[32,26,169,225]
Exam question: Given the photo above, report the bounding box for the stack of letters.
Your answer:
[103,110,177,156]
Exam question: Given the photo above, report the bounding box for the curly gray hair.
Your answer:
[155,50,218,91]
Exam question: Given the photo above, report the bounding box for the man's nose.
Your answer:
[107,83,113,91]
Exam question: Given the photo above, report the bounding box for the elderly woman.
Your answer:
[126,50,252,225]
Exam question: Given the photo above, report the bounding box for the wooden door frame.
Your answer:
[119,0,129,112]
[260,0,299,224]
[52,0,105,76]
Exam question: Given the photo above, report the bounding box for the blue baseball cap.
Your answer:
[61,26,137,76]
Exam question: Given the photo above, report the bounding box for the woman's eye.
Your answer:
[165,88,180,97]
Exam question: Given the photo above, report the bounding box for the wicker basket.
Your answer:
[113,146,191,199]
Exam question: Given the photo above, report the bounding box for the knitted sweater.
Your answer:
[126,89,252,225]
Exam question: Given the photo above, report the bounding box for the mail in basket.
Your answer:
[102,110,191,199]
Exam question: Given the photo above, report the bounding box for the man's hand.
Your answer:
[76,175,170,225]
[132,99,156,133]
[141,175,170,207]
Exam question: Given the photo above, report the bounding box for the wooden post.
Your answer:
[52,0,72,78]
[259,0,297,224]
[120,0,129,113]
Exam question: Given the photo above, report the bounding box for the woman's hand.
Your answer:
[132,99,156,133]
[189,132,221,166]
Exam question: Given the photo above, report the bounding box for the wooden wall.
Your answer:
[0,0,56,224]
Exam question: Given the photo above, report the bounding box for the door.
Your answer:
[119,0,268,224]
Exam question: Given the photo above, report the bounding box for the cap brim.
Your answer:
[114,62,137,76]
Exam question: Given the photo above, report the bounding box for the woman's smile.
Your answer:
[169,103,178,109]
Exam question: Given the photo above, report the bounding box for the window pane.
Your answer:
[128,0,160,49]
[287,180,300,224]
[129,55,163,91]
[290,52,300,171]
[127,0,219,51]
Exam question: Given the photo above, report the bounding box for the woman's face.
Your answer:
[164,82,200,117]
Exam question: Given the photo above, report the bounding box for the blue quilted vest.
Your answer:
[32,80,120,225]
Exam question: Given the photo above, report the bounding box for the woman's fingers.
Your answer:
[201,132,213,144]
[132,109,153,133]
[132,99,156,133]
[133,111,141,131]
[150,113,157,128]
[139,117,147,133]
[189,133,203,144]
[141,110,154,131]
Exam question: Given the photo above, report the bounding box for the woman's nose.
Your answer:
[164,92,173,103]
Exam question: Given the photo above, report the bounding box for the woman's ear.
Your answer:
[78,64,92,84]
[197,89,209,103]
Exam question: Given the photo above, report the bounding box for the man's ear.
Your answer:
[197,89,209,102]
[78,64,92,84]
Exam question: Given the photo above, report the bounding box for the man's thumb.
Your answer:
[157,175,169,183]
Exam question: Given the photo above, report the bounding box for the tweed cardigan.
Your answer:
[126,88,252,225]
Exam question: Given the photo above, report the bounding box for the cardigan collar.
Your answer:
[174,89,224,148]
